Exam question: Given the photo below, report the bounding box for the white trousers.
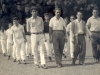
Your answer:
[1,40,6,54]
[31,34,46,65]
[12,44,16,59]
[7,39,13,56]
[70,38,74,59]
[63,35,74,58]
[14,38,26,61]
[0,40,2,53]
[26,35,31,56]
[44,33,52,57]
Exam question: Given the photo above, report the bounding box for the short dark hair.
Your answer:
[70,15,75,18]
[93,7,99,11]
[44,13,49,16]
[1,25,4,29]
[77,11,83,14]
[30,6,38,12]
[55,7,61,11]
[13,17,19,21]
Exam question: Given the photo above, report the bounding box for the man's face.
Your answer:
[1,27,4,31]
[9,23,12,28]
[13,20,18,25]
[2,4,5,9]
[77,12,83,19]
[44,15,49,20]
[92,10,98,17]
[0,9,2,14]
[25,6,30,13]
[31,10,37,17]
[55,9,61,17]
[70,16,75,22]
[64,18,69,25]
[17,5,22,10]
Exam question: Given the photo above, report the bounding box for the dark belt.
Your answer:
[78,34,85,36]
[53,30,63,31]
[91,31,100,33]
[31,32,43,34]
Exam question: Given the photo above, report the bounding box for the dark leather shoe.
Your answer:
[49,57,52,62]
[8,56,11,60]
[27,56,29,59]
[23,60,27,64]
[72,58,75,65]
[13,59,16,62]
[18,60,21,64]
[63,53,67,58]
[4,53,6,56]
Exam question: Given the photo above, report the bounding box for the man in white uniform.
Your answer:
[25,18,31,59]
[12,40,17,62]
[27,6,48,69]
[11,17,27,64]
[6,23,13,60]
[66,15,75,59]
[0,26,7,56]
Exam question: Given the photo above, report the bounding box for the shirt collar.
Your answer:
[31,16,38,19]
[92,16,99,19]
[13,24,20,27]
[54,16,61,20]
[76,19,82,23]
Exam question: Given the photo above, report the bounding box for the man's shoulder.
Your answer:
[87,16,96,21]
[6,29,9,32]
[19,24,24,28]
[27,17,32,21]
[88,16,93,20]
[71,20,76,24]
[11,25,14,29]
[50,17,55,20]
[37,16,43,20]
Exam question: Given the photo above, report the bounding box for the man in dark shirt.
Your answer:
[43,13,52,62]
[16,4,26,25]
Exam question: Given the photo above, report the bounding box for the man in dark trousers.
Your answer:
[71,11,86,65]
[86,8,100,62]
[49,7,67,68]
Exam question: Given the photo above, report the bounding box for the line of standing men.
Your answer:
[0,6,100,69]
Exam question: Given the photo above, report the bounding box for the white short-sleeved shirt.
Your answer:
[49,16,65,30]
[86,16,100,32]
[6,28,13,42]
[0,30,6,40]
[27,16,44,33]
[66,22,71,33]
[71,19,86,35]
[11,24,24,39]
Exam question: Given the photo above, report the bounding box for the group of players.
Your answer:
[0,6,100,69]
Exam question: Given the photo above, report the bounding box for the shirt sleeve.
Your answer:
[70,22,75,41]
[66,24,70,32]
[5,30,7,36]
[86,18,91,29]
[11,27,14,34]
[49,18,53,28]
[26,19,30,32]
[22,26,25,33]
[41,18,44,31]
